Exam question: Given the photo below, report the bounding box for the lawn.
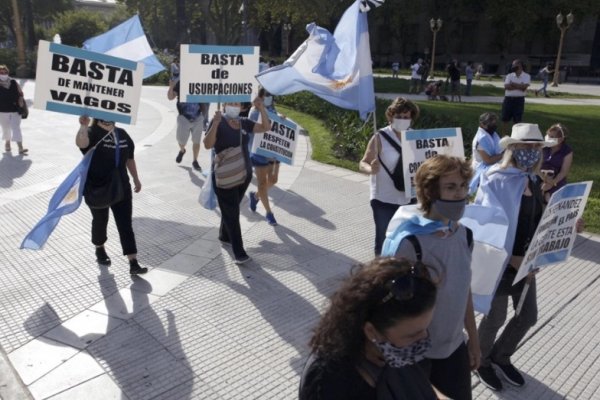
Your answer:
[374,77,600,99]
[279,102,600,233]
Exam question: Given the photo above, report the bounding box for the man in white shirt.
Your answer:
[501,59,530,134]
[409,58,424,93]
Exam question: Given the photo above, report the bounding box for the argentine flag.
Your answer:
[83,15,165,79]
[21,149,95,250]
[256,0,379,120]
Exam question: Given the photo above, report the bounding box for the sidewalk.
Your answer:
[1,83,599,400]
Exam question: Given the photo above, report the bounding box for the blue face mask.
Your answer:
[513,148,540,170]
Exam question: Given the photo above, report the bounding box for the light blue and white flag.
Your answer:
[83,15,165,79]
[20,149,95,250]
[256,0,379,120]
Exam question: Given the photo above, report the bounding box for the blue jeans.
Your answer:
[370,199,400,256]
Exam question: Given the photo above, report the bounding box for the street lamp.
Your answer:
[552,11,574,87]
[429,18,442,79]
[282,23,292,56]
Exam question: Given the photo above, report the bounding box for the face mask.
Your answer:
[484,124,497,134]
[224,105,241,119]
[0,74,8,81]
[545,135,559,146]
[373,336,431,368]
[432,198,467,221]
[513,148,541,170]
[263,96,273,107]
[511,66,519,73]
[391,118,411,132]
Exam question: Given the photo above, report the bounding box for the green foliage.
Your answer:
[51,10,108,47]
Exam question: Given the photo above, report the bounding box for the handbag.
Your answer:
[214,128,247,189]
[378,130,405,192]
[17,96,28,119]
[84,130,125,209]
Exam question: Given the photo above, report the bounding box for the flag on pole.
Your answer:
[83,15,165,79]
[20,149,95,250]
[256,0,381,120]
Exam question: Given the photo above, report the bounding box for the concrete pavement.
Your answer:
[1,83,600,399]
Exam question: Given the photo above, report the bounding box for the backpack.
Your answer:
[377,129,405,192]
[417,64,427,76]
[405,228,473,261]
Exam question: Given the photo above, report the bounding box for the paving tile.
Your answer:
[89,287,161,320]
[43,310,124,350]
[46,373,126,400]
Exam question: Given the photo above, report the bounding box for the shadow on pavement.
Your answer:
[0,153,32,189]
[474,370,565,399]
[268,186,336,230]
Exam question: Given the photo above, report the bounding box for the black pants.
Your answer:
[370,199,400,256]
[214,175,251,259]
[419,342,472,400]
[89,196,137,255]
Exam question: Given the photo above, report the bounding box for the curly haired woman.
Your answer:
[299,257,438,400]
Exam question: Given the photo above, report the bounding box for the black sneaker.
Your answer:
[95,247,111,266]
[492,362,525,387]
[129,259,148,275]
[175,149,185,163]
[476,365,503,391]
[192,160,202,171]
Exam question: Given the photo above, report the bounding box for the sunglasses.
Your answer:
[380,262,428,304]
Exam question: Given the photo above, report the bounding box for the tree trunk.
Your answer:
[10,0,27,77]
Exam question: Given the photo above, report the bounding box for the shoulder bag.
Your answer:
[84,130,125,209]
[214,126,247,189]
[377,129,405,192]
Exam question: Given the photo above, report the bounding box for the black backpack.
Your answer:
[378,129,405,192]
[417,64,427,76]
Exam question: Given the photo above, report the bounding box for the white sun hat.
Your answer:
[499,123,554,149]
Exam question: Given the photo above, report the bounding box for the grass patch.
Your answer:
[278,105,359,171]
[374,77,600,99]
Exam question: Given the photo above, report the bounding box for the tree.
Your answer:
[51,10,108,47]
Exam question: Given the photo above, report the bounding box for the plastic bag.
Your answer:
[199,153,217,210]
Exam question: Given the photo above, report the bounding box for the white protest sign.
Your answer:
[250,111,298,165]
[180,45,259,103]
[34,40,144,124]
[513,181,593,284]
[401,128,464,199]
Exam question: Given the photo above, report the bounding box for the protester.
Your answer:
[465,61,474,96]
[391,61,400,78]
[299,257,438,400]
[540,123,573,203]
[170,57,180,81]
[409,59,424,94]
[473,123,552,391]
[248,87,280,226]
[501,59,530,134]
[469,112,504,194]
[167,80,208,171]
[203,98,270,264]
[359,97,419,255]
[76,116,147,275]
[535,63,553,98]
[424,80,443,101]
[447,59,461,102]
[0,65,27,154]
[383,155,479,400]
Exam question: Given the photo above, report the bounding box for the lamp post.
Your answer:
[429,18,442,79]
[282,23,292,56]
[552,11,574,87]
[10,0,27,77]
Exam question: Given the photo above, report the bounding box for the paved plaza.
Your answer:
[1,82,599,399]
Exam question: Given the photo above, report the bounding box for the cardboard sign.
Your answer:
[401,128,465,200]
[180,45,259,103]
[250,111,298,165]
[34,40,144,124]
[514,181,592,284]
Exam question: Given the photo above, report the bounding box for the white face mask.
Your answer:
[392,118,411,132]
[224,105,241,119]
[545,135,559,146]
[0,74,9,81]
[263,96,273,107]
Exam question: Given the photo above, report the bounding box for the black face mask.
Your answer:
[485,124,497,134]
[511,66,519,73]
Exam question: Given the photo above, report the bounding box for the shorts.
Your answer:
[251,153,280,167]
[450,80,460,91]
[176,114,204,145]
[410,78,421,87]
[501,97,525,123]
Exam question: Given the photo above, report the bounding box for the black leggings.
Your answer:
[419,342,472,400]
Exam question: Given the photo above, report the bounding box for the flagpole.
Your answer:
[515,274,533,316]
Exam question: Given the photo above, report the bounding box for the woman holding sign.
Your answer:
[204,98,270,264]
[248,87,280,226]
[473,123,553,391]
[540,123,573,203]
[359,97,419,256]
[76,116,147,275]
